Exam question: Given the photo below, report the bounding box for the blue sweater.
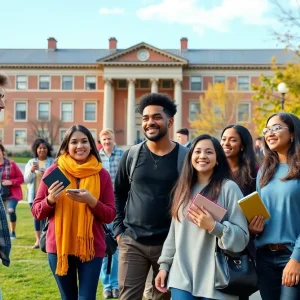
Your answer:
[255,163,300,262]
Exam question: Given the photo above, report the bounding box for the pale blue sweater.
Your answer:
[255,163,300,262]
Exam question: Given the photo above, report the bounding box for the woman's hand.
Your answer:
[155,270,168,293]
[2,180,12,186]
[31,164,39,173]
[282,258,300,287]
[66,189,98,209]
[188,204,215,231]
[47,181,64,205]
[249,215,264,235]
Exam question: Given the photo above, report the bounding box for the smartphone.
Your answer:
[66,189,81,193]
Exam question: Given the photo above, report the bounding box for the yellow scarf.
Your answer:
[54,153,102,276]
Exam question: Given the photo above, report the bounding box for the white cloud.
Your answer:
[290,0,299,7]
[99,8,124,15]
[137,0,276,36]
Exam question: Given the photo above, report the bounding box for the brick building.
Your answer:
[0,37,294,151]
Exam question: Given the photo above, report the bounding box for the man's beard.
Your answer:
[144,126,168,142]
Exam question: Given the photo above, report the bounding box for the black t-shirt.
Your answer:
[114,142,179,245]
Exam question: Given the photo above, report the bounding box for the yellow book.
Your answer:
[238,191,271,223]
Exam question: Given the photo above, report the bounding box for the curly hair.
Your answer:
[31,138,53,158]
[0,72,9,88]
[137,93,177,117]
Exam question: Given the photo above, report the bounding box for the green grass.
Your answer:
[8,157,31,163]
[0,204,107,300]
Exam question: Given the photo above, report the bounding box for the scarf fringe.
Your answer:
[56,254,69,276]
[75,236,95,262]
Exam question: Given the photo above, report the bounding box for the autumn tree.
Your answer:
[190,82,243,137]
[29,114,63,146]
[252,58,300,133]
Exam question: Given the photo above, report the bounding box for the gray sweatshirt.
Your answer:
[158,180,249,300]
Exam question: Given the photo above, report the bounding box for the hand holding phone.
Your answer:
[66,189,81,193]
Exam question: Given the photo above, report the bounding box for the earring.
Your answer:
[291,138,294,143]
[241,148,244,151]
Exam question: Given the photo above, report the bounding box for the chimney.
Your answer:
[180,37,188,50]
[47,37,57,51]
[109,37,117,50]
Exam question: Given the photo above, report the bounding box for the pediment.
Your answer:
[98,42,188,65]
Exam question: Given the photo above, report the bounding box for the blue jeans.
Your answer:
[100,248,119,291]
[171,288,212,300]
[6,198,18,222]
[48,253,102,300]
[256,248,300,300]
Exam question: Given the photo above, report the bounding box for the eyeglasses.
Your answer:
[262,124,289,136]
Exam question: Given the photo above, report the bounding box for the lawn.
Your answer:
[8,157,31,163]
[0,203,107,300]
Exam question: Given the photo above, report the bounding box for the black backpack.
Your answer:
[103,223,118,274]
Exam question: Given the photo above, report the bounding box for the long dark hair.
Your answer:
[31,138,53,158]
[260,112,300,187]
[56,125,101,162]
[171,134,231,221]
[221,125,257,190]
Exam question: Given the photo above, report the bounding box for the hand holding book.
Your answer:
[188,204,216,231]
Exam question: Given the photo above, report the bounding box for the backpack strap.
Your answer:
[177,144,188,174]
[126,141,147,184]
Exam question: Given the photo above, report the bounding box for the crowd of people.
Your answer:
[0,71,300,300]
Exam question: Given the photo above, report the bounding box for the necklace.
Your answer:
[148,143,173,170]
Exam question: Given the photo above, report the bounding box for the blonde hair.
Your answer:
[99,128,114,139]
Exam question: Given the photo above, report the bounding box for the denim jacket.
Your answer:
[24,157,54,204]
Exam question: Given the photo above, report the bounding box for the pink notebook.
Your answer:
[184,193,227,222]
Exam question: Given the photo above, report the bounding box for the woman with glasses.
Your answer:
[250,112,300,300]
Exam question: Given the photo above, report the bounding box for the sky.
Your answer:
[1,0,296,50]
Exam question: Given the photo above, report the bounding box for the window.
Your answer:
[14,130,26,145]
[39,76,50,90]
[0,129,3,143]
[85,76,96,90]
[238,76,250,91]
[214,76,226,84]
[62,76,73,90]
[38,102,50,121]
[237,103,250,122]
[189,102,201,121]
[118,80,127,89]
[15,102,27,120]
[37,129,49,142]
[16,76,27,90]
[60,129,67,142]
[160,80,173,89]
[138,80,149,89]
[89,129,97,141]
[84,103,96,121]
[190,76,202,90]
[61,102,73,121]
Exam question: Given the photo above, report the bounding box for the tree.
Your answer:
[271,0,300,52]
[252,58,300,133]
[29,115,63,145]
[190,82,242,137]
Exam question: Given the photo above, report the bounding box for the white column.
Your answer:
[173,79,182,136]
[150,78,159,93]
[103,79,113,129]
[127,79,136,146]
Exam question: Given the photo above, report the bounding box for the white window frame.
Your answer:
[14,128,27,146]
[83,101,97,122]
[14,101,28,122]
[190,76,202,91]
[39,76,50,90]
[37,101,51,121]
[189,101,201,121]
[0,129,4,143]
[59,128,68,143]
[214,76,226,85]
[61,76,73,90]
[237,76,250,91]
[85,76,97,90]
[237,102,251,123]
[60,101,74,122]
[16,76,28,90]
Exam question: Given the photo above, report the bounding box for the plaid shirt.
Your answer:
[0,195,11,267]
[100,146,124,185]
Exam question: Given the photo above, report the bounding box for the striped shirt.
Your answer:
[100,146,124,185]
